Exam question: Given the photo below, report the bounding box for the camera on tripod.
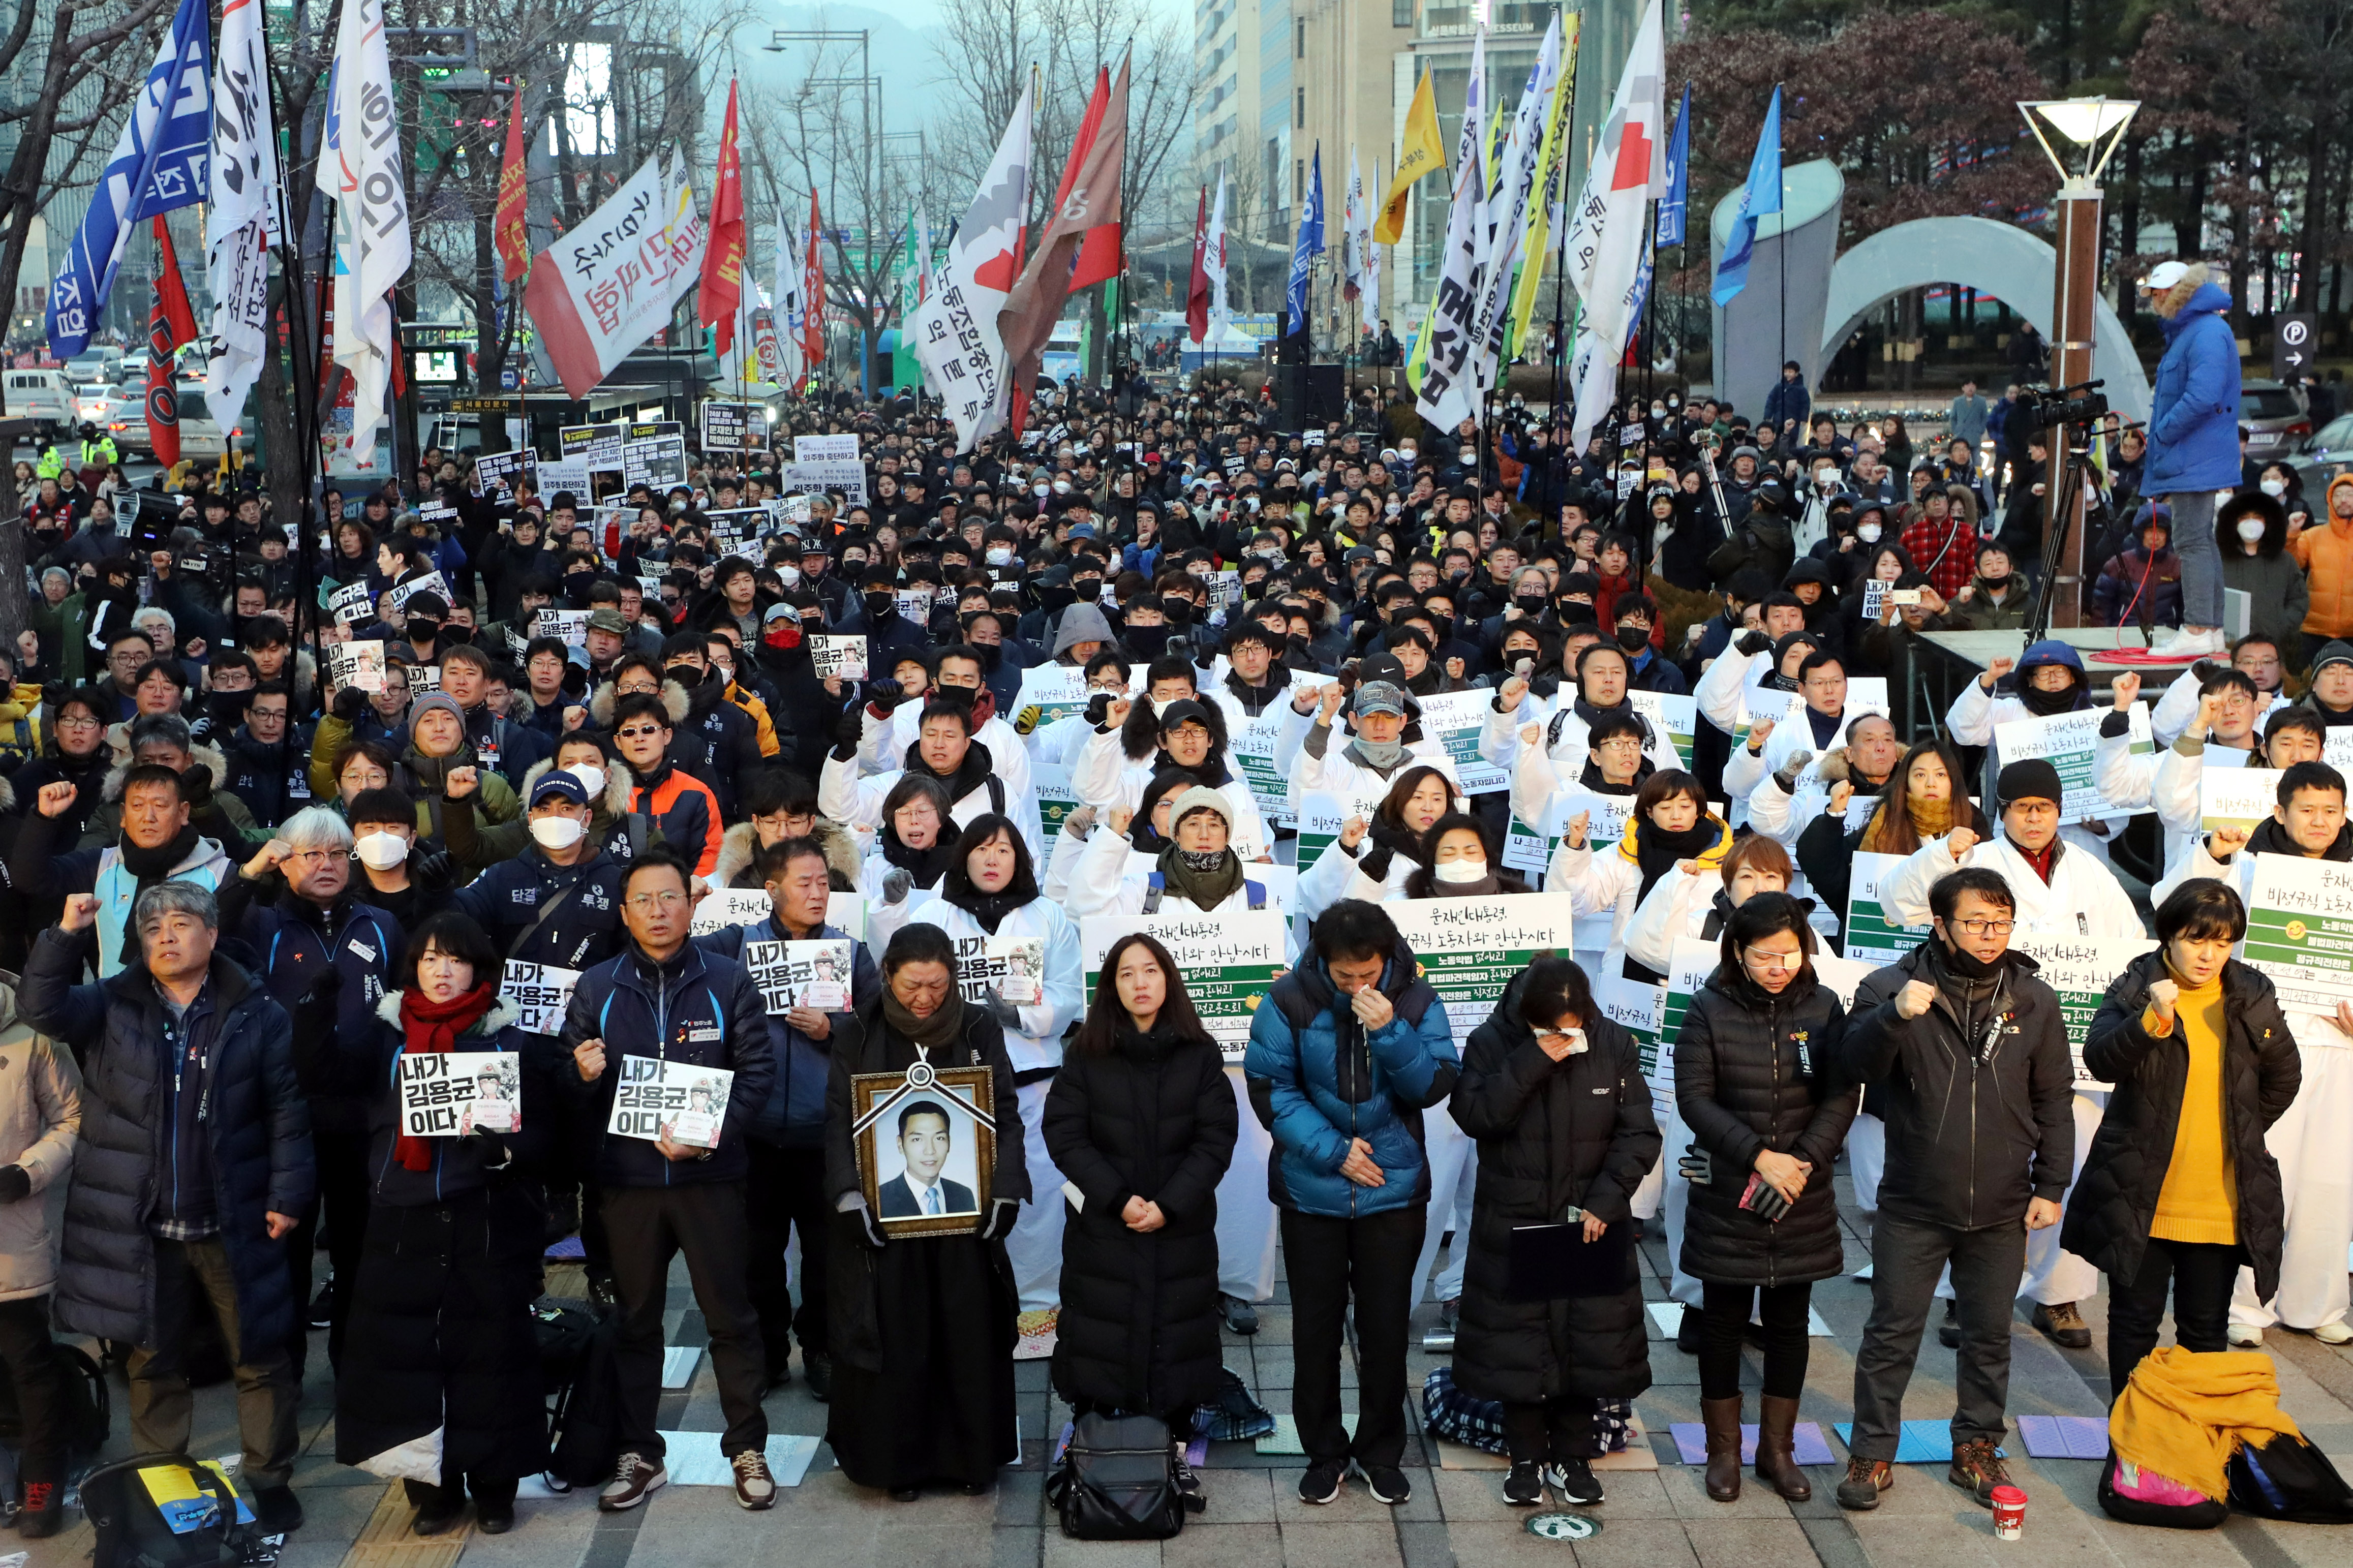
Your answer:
[2015,379,2111,434]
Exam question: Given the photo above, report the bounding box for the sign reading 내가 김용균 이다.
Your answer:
[397,1052,521,1137]
[501,961,581,1037]
[608,1057,734,1149]
[1080,910,1289,1062]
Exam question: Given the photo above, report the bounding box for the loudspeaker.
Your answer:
[1307,365,1344,423]
[1274,312,1307,365]
[1274,365,1307,429]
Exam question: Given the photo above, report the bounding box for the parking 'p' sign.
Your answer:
[2275,313,2317,381]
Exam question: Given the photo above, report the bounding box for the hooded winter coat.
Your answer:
[1449,972,1659,1405]
[1672,966,1857,1287]
[1043,1019,1238,1415]
[2144,279,2245,495]
[2288,475,2353,639]
[2061,950,2299,1301]
[0,975,81,1303]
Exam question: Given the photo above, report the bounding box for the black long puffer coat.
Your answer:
[1043,1020,1239,1415]
[1449,974,1661,1405]
[1673,967,1857,1287]
[2062,951,2300,1301]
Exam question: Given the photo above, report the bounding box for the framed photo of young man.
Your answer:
[849,1065,999,1237]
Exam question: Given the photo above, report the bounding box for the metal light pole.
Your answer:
[2019,97,2137,627]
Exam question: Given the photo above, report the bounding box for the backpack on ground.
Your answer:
[1046,1411,1184,1541]
[83,1452,263,1568]
[2228,1435,2353,1523]
[2098,1451,2228,1529]
[543,1301,626,1488]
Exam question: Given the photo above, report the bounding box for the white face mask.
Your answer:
[1857,523,1882,543]
[2261,478,2288,498]
[529,815,586,850]
[1459,450,1477,466]
[568,764,607,800]
[987,547,1013,565]
[1033,483,1051,497]
[1053,479,1072,494]
[354,831,409,870]
[1385,499,1402,515]
[779,565,801,587]
[1433,857,1489,883]
[2238,517,2269,543]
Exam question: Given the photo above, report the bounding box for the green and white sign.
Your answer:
[1231,710,1295,827]
[2008,934,2156,1088]
[1016,664,1095,729]
[1629,691,1698,769]
[1416,690,1508,794]
[1593,973,1668,1120]
[1388,893,1582,1038]
[1296,785,1403,870]
[1845,850,1932,965]
[1033,762,1082,840]
[2243,854,2353,1028]
[2200,766,2282,835]
[1993,702,2152,825]
[1079,909,1290,1062]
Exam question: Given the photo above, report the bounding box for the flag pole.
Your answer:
[260,10,323,669]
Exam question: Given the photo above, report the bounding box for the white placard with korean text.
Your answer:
[500,961,582,1037]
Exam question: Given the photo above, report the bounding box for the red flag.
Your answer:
[999,57,1128,388]
[145,217,197,470]
[494,82,530,284]
[802,192,826,378]
[1185,186,1211,345]
[1065,67,1124,292]
[698,80,747,354]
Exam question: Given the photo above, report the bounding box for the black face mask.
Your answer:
[1164,600,1192,626]
[1616,625,1651,654]
[440,624,474,645]
[1071,576,1103,602]
[1514,594,1548,618]
[1037,582,1075,613]
[406,619,440,645]
[1427,614,1454,642]
[1125,624,1171,655]
[863,591,895,621]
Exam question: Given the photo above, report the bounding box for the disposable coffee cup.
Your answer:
[1991,1484,2026,1539]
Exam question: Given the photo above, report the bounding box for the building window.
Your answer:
[1296,158,1304,200]
[1295,86,1304,128]
[1296,18,1306,55]
[1393,0,1412,24]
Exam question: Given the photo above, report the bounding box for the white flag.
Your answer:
[1413,26,1487,433]
[203,0,282,430]
[520,155,674,399]
[327,0,411,457]
[661,150,707,309]
[1565,0,1667,450]
[910,90,1032,452]
[1353,152,1379,330]
[1470,14,1563,390]
[1205,171,1231,339]
[772,210,806,386]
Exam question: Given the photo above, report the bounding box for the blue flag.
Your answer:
[46,0,214,359]
[1656,83,1692,248]
[1710,84,1783,308]
[1286,146,1324,336]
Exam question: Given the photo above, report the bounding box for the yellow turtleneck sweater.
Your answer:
[2145,968,2237,1245]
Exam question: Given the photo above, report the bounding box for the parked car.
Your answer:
[2242,378,2312,463]
[63,349,125,386]
[2,368,78,436]
[2291,410,2353,496]
[100,390,152,457]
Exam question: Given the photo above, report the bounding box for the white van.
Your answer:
[3,370,77,435]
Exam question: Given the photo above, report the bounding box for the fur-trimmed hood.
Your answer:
[587,677,691,730]
[713,817,864,889]
[517,754,635,821]
[373,990,526,1037]
[99,734,231,803]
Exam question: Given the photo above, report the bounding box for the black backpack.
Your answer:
[83,1452,262,1568]
[2229,1435,2353,1523]
[543,1303,627,1488]
[1046,1412,1184,1541]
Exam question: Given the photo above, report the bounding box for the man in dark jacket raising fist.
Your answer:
[1835,866,2076,1514]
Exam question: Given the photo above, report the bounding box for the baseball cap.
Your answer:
[586,606,629,635]
[530,770,590,809]
[1353,680,1408,719]
[2145,260,2190,291]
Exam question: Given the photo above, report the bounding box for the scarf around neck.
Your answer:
[1617,813,1732,902]
[121,822,201,890]
[1346,736,1407,774]
[881,824,959,887]
[1158,843,1244,909]
[884,991,966,1052]
[394,981,499,1170]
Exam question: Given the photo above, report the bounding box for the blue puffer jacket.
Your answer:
[2144,280,2243,495]
[562,939,775,1187]
[694,915,878,1147]
[1243,940,1460,1219]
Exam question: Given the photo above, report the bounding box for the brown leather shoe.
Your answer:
[1755,1394,1813,1501]
[1701,1395,1744,1502]
[1836,1456,1894,1511]
[1948,1436,2011,1506]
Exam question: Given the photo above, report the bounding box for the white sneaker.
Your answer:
[2226,1322,2265,1347]
[2310,1320,2353,1345]
[2147,626,2225,659]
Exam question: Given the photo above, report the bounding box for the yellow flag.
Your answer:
[1507,13,1582,357]
[1374,70,1444,245]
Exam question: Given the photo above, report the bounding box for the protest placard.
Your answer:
[793,434,859,463]
[1296,786,1396,869]
[327,579,375,628]
[1844,850,1931,965]
[700,401,760,451]
[2009,934,2158,1087]
[384,570,449,619]
[742,938,853,1014]
[2201,767,2283,834]
[1628,691,1698,768]
[1032,763,1082,840]
[559,422,624,469]
[690,886,774,937]
[1016,664,1095,730]
[409,663,442,694]
[532,607,589,647]
[828,891,868,942]
[623,435,687,488]
[1388,893,1581,1039]
[781,459,869,506]
[475,450,535,503]
[537,457,590,498]
[1229,710,1294,828]
[988,933,1047,1005]
[811,634,868,682]
[1080,909,1289,1060]
[608,1057,734,1148]
[1593,974,1668,1117]
[1415,691,1507,794]
[397,1052,521,1137]
[2243,854,2353,1026]
[1993,702,2153,824]
[500,960,582,1036]
[327,639,385,694]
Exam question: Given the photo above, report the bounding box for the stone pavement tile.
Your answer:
[1841,1509,2009,1568]
[993,1525,1045,1568]
[1395,1519,1452,1568]
[1199,1466,1277,1522]
[1680,1515,1819,1568]
[1275,1518,1406,1568]
[1429,1460,1523,1522]
[1566,1515,1702,1568]
[997,1464,1047,1526]
[1164,1520,1282,1566]
[1654,1461,1810,1520]
[1446,1519,1603,1568]
[1568,1468,1683,1519]
[1043,1528,1161,1568]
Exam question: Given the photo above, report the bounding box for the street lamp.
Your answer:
[2018,96,2137,627]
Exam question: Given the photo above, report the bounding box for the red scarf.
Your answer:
[394,981,500,1171]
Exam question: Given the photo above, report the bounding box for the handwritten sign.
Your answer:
[1080,909,1289,1061]
[691,886,774,937]
[1994,702,2153,824]
[2201,766,2283,835]
[1844,850,1931,966]
[2009,934,2157,1087]
[1387,893,1581,1038]
[2244,854,2353,1031]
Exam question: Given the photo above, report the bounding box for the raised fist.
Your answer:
[1565,811,1591,849]
[1828,780,1854,814]
[2146,976,2180,1022]
[35,780,77,819]
[1980,655,2015,692]
[1945,825,1979,859]
[1895,979,1937,1019]
[2208,823,2250,860]
[2110,671,2141,711]
[60,894,99,932]
[444,765,480,801]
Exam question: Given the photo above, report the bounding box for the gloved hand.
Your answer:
[881,867,913,904]
[863,677,905,711]
[979,1196,1021,1243]
[0,1166,33,1205]
[333,685,371,723]
[1735,631,1774,657]
[1357,844,1396,884]
[1014,703,1043,735]
[1677,1148,1713,1184]
[832,703,864,759]
[1772,750,1814,792]
[982,990,1023,1029]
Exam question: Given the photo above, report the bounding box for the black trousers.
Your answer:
[0,1295,67,1483]
[602,1181,768,1458]
[1849,1212,2027,1459]
[1503,1399,1597,1463]
[286,1129,370,1378]
[2108,1237,2241,1401]
[1697,1280,1812,1401]
[744,1140,831,1362]
[1280,1205,1425,1468]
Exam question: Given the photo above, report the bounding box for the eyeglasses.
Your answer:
[1950,917,2016,938]
[1594,736,1642,751]
[285,848,339,867]
[56,715,99,730]
[626,890,687,911]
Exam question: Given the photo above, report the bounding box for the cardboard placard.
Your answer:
[608,1056,734,1148]
[1080,909,1289,1061]
[1387,894,1583,1039]
[691,886,775,936]
[501,960,581,1036]
[1993,702,2153,824]
[2007,934,2157,1088]
[811,634,867,682]
[328,639,385,693]
[1843,850,1931,966]
[742,938,853,1013]
[397,1051,521,1136]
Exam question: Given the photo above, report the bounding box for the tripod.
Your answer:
[2022,414,2108,646]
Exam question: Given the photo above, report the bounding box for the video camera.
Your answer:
[2013,379,2110,434]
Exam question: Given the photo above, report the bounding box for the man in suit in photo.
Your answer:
[878,1100,976,1217]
